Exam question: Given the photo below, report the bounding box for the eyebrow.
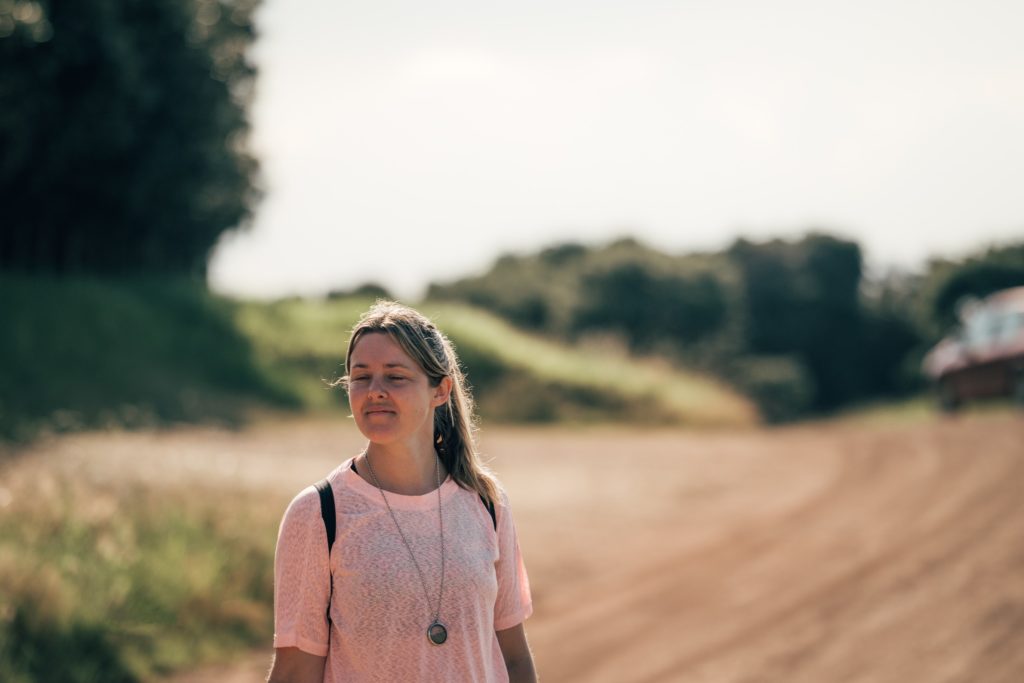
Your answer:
[350,362,414,370]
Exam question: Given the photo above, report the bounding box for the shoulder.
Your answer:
[284,484,322,519]
[282,462,350,522]
[279,464,347,536]
[277,484,323,540]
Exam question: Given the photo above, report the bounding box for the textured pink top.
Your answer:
[273,458,533,682]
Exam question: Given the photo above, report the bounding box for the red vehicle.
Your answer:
[922,286,1024,410]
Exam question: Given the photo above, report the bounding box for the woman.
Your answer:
[268,301,537,682]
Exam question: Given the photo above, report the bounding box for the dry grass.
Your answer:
[0,431,289,682]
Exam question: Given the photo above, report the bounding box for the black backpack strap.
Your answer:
[314,479,336,551]
[481,494,496,532]
[314,478,335,627]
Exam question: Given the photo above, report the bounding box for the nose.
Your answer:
[367,376,388,399]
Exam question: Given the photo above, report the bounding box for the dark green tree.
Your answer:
[0,0,261,277]
[327,282,395,301]
[929,242,1024,330]
[572,261,727,351]
[728,233,869,409]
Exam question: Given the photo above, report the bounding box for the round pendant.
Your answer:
[427,621,448,646]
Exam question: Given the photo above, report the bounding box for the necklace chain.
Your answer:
[364,452,446,627]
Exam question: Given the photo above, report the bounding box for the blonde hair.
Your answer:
[339,301,499,505]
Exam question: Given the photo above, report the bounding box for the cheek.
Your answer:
[346,387,362,408]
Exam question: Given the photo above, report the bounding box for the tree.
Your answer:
[728,233,869,409]
[572,261,727,351]
[0,0,261,278]
[929,243,1024,330]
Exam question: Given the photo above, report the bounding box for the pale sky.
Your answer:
[208,0,1024,300]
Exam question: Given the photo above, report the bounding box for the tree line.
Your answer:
[426,234,1024,421]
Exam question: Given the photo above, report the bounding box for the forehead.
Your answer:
[349,331,419,368]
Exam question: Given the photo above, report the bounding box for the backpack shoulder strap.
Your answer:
[481,494,496,532]
[314,479,336,552]
[313,478,335,627]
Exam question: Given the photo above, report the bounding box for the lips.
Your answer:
[364,406,395,416]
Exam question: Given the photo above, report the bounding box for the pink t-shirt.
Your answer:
[273,458,532,682]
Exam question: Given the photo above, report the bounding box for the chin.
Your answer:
[356,423,403,444]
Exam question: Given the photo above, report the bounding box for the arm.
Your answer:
[267,647,326,683]
[270,488,333,682]
[497,622,538,683]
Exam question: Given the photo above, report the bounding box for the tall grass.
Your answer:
[0,463,281,682]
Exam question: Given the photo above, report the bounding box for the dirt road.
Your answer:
[15,412,1024,682]
[498,414,1024,683]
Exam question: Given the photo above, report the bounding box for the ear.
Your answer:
[432,376,453,408]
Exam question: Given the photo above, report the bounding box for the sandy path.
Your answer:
[8,412,1023,682]
[520,417,1024,683]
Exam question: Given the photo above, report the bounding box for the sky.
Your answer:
[208,0,1024,301]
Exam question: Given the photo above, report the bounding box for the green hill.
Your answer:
[236,297,758,427]
[0,275,298,442]
[0,277,758,442]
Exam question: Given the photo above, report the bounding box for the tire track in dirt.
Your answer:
[645,424,1024,683]
[522,427,876,681]
[532,417,1024,683]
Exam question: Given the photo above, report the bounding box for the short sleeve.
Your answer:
[492,489,533,631]
[273,486,332,656]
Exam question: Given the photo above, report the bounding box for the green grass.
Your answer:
[0,275,300,441]
[230,296,369,411]
[231,297,758,427]
[825,395,938,426]
[0,470,280,683]
[425,302,758,427]
[828,393,1020,427]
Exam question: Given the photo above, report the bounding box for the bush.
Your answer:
[727,355,815,423]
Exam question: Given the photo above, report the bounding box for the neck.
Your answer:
[360,442,446,496]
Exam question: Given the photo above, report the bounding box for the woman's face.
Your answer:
[347,332,450,448]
